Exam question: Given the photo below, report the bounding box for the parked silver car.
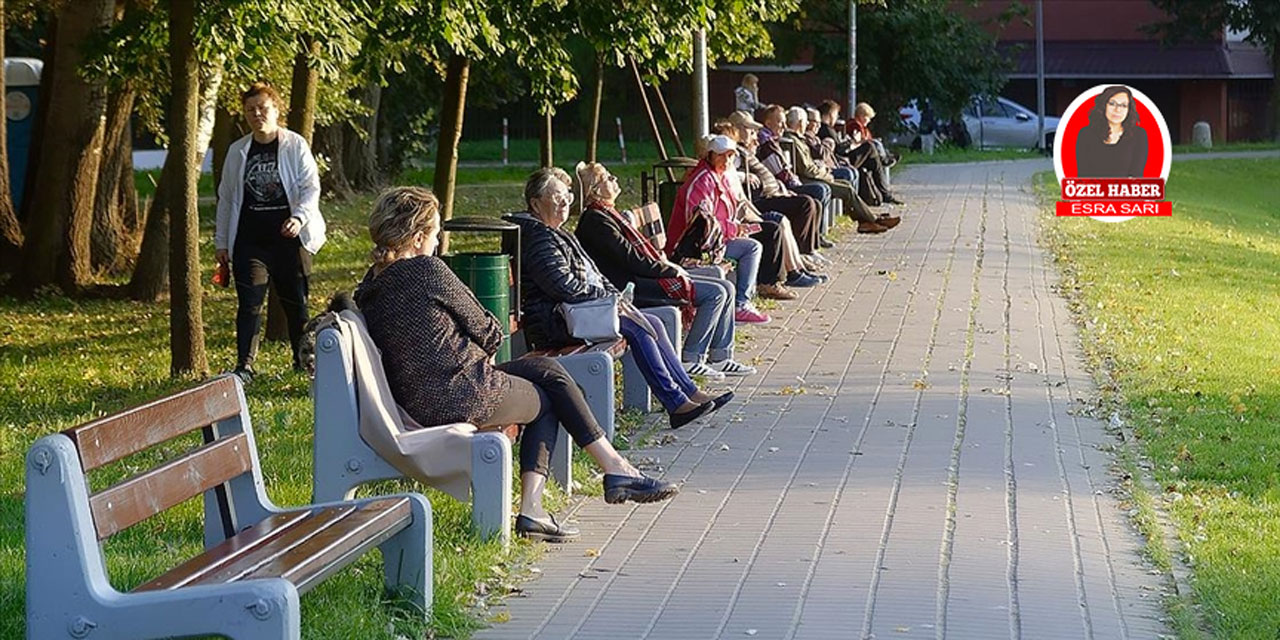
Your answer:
[893,96,1059,151]
[962,96,1059,151]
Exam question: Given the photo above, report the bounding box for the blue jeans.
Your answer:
[832,166,858,187]
[682,275,735,363]
[724,237,762,308]
[620,311,699,412]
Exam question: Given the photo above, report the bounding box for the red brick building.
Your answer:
[709,0,1274,143]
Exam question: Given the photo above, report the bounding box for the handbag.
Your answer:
[556,295,621,344]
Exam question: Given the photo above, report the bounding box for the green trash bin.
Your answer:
[443,252,512,363]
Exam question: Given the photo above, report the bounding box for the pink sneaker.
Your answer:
[735,305,771,324]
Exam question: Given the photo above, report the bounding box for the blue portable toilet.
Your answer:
[5,57,42,213]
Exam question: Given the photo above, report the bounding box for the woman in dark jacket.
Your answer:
[573,161,755,380]
[1074,85,1148,178]
[354,187,677,542]
[506,168,731,429]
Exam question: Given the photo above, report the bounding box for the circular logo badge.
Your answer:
[1053,85,1173,223]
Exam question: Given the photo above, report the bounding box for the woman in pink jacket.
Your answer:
[664,135,771,324]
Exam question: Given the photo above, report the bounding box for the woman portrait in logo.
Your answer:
[1073,85,1148,178]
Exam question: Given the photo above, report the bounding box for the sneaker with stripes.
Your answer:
[683,360,727,381]
[708,358,757,376]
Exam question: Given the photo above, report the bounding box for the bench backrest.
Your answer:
[62,376,254,540]
[630,202,667,253]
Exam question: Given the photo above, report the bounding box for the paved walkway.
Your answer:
[478,160,1169,640]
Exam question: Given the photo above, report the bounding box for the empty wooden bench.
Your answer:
[311,310,513,546]
[25,376,431,640]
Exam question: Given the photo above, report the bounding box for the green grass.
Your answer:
[457,137,670,167]
[1172,141,1280,154]
[0,182,605,638]
[1041,156,1280,638]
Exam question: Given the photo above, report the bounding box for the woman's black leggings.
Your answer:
[487,356,608,477]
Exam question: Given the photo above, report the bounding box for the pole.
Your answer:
[848,0,857,117]
[501,117,509,165]
[1035,0,1046,151]
[629,57,674,180]
[692,29,709,139]
[616,117,628,164]
[652,81,686,157]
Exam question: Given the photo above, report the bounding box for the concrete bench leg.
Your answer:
[621,305,682,413]
[553,351,614,491]
[470,432,512,547]
[378,493,433,615]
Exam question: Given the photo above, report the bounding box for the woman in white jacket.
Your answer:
[214,82,326,382]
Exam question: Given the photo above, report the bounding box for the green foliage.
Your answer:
[785,0,1011,123]
[1044,157,1280,637]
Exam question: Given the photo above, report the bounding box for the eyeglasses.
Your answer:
[1106,100,1130,110]
[548,190,575,205]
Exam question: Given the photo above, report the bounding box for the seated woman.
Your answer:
[664,135,783,320]
[506,168,731,429]
[354,187,677,543]
[572,161,757,380]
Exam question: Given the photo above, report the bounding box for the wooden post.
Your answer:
[585,54,604,163]
[628,57,673,181]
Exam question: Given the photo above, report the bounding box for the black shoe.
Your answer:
[231,366,255,386]
[515,513,580,542]
[710,391,734,413]
[669,400,714,429]
[804,270,829,283]
[603,473,680,504]
[884,195,905,205]
[818,237,836,249]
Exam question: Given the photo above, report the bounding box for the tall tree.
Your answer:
[18,0,113,293]
[0,0,25,273]
[91,86,138,274]
[167,0,206,376]
[433,52,469,251]
[1149,0,1280,140]
[288,34,320,143]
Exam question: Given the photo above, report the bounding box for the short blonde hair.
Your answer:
[368,186,440,267]
[854,102,876,119]
[575,162,611,204]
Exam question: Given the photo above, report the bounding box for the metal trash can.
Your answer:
[640,157,697,227]
[441,217,521,363]
[5,57,42,215]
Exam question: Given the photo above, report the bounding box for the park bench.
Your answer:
[25,375,431,640]
[310,310,513,546]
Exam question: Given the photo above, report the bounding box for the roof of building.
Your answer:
[1001,41,1273,79]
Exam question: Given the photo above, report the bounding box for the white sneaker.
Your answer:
[683,360,727,381]
[809,252,832,266]
[708,358,757,376]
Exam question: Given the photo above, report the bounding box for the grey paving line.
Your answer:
[936,172,994,640]
[995,171,1023,640]
[853,169,980,639]
[699,180,957,640]
[631,210,924,640]
[506,215,900,640]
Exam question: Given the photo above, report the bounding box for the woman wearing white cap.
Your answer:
[664,134,772,324]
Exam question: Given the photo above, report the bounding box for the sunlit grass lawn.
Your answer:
[0,165,645,639]
[1041,157,1280,638]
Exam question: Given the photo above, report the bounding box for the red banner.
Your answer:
[1055,201,1172,217]
[1061,178,1165,201]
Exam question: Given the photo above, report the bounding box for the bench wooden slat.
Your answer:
[89,432,252,540]
[133,505,355,591]
[66,377,241,471]
[525,338,626,360]
[246,498,412,593]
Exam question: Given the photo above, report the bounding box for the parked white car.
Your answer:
[893,96,1059,151]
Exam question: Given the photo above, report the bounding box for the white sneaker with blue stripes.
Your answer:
[708,359,757,376]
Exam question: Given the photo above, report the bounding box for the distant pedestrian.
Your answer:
[735,74,764,114]
[214,82,326,383]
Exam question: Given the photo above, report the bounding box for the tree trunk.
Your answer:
[539,109,554,168]
[433,53,469,254]
[211,106,238,194]
[343,82,383,192]
[0,0,24,274]
[317,123,353,199]
[91,87,136,274]
[167,0,206,376]
[585,54,604,164]
[19,12,55,226]
[127,160,169,301]
[18,0,113,293]
[287,35,319,144]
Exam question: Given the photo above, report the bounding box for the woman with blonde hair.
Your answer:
[573,161,756,379]
[354,186,678,542]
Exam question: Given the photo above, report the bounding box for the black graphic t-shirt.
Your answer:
[238,137,294,246]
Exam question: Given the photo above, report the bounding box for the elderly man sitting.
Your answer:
[773,105,897,234]
[818,100,902,205]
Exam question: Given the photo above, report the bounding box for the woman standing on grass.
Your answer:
[354,187,678,542]
[215,82,326,383]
